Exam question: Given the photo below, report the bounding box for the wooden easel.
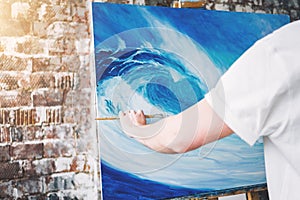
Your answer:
[168,183,268,200]
[172,0,206,8]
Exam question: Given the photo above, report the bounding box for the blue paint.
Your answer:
[97,48,204,114]
[93,3,289,69]
[101,161,209,199]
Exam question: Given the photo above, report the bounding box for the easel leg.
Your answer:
[246,191,260,200]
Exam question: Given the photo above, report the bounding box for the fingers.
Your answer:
[135,110,146,125]
[137,110,144,115]
[119,110,142,116]
[119,111,125,117]
[119,110,135,120]
[119,110,136,117]
[119,109,146,126]
[129,110,137,117]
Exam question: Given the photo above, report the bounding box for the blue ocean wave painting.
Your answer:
[92,3,289,199]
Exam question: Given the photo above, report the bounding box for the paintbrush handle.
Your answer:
[95,113,166,121]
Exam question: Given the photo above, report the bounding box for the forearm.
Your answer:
[120,99,233,154]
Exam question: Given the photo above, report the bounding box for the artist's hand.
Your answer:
[119,110,146,137]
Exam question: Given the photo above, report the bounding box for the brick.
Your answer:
[10,127,23,142]
[3,106,53,127]
[42,4,73,23]
[22,160,38,178]
[71,0,87,7]
[74,173,94,189]
[64,89,92,107]
[21,160,55,178]
[0,73,21,90]
[30,73,56,89]
[45,107,62,125]
[32,159,56,175]
[72,7,88,23]
[0,2,11,19]
[7,109,39,127]
[54,157,72,172]
[70,155,87,172]
[78,55,90,69]
[290,9,300,20]
[0,181,13,198]
[23,126,44,141]
[72,22,89,39]
[0,0,101,198]
[11,143,44,160]
[52,189,99,200]
[0,42,5,52]
[0,19,31,37]
[0,127,10,143]
[55,73,75,89]
[62,107,78,124]
[0,73,32,92]
[75,39,90,55]
[215,3,230,11]
[47,22,75,38]
[0,109,9,125]
[15,38,45,55]
[0,162,23,180]
[235,4,254,12]
[45,173,75,192]
[61,55,80,71]
[43,140,75,158]
[18,76,32,91]
[42,5,56,24]
[75,133,93,154]
[0,54,28,71]
[33,22,48,38]
[0,145,11,162]
[26,194,47,200]
[253,0,262,6]
[254,9,267,13]
[27,1,42,21]
[47,193,59,200]
[0,91,31,108]
[32,89,64,107]
[76,70,91,89]
[53,4,73,21]
[22,126,37,141]
[32,57,51,71]
[32,57,61,72]
[72,75,80,90]
[44,125,73,140]
[11,2,30,20]
[13,178,45,195]
[48,36,76,56]
[80,107,91,122]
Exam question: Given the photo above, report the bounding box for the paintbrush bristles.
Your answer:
[95,113,166,120]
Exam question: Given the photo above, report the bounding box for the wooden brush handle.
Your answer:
[95,113,166,120]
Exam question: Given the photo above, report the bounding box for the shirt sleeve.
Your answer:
[205,36,282,146]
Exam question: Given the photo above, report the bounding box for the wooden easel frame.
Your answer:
[168,183,268,200]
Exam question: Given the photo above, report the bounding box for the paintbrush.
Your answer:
[95,113,166,120]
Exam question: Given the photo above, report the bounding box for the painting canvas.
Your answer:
[92,3,289,199]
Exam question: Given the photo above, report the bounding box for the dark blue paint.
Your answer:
[101,161,210,200]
